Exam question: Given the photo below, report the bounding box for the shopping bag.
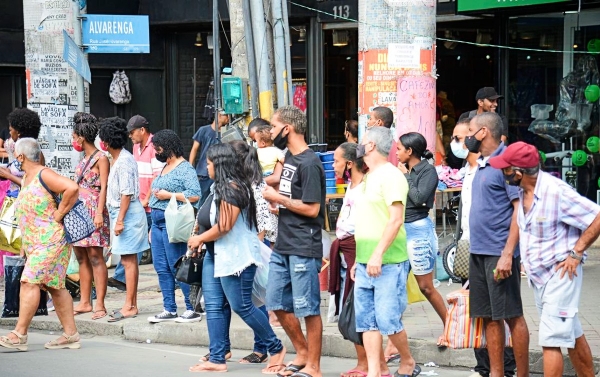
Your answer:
[441,285,512,348]
[252,242,272,307]
[338,286,363,346]
[2,255,48,318]
[0,196,21,255]
[407,271,426,304]
[66,246,79,275]
[165,195,195,243]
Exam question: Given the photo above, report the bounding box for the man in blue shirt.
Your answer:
[465,112,529,377]
[189,112,229,205]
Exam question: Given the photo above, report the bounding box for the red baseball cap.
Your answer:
[489,142,540,169]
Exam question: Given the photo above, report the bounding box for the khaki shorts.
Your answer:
[533,264,583,349]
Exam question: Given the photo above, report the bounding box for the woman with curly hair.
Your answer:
[71,112,111,320]
[187,143,286,373]
[0,108,44,191]
[98,117,149,322]
[148,129,201,323]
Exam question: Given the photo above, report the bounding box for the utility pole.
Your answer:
[358,0,436,151]
[213,0,222,139]
[22,0,89,178]
[250,0,274,119]
[271,0,288,106]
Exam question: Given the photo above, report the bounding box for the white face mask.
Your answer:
[450,140,469,159]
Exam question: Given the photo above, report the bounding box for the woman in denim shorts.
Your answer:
[395,132,447,347]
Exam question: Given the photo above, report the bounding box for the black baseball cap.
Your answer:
[475,87,504,101]
[127,115,148,132]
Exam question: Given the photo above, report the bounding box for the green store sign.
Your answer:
[458,0,569,12]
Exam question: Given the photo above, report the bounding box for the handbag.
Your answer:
[452,198,470,280]
[2,255,48,318]
[338,286,363,346]
[440,282,512,348]
[165,194,196,243]
[174,250,205,285]
[0,195,22,254]
[39,169,95,244]
[407,270,426,304]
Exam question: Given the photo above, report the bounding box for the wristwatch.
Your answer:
[569,250,583,261]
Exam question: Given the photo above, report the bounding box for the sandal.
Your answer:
[0,330,28,351]
[240,352,268,364]
[44,332,81,350]
[200,350,232,362]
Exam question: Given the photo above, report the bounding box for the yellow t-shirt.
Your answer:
[257,147,285,174]
[355,163,409,264]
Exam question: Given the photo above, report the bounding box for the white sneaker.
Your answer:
[148,310,178,323]
[175,310,203,323]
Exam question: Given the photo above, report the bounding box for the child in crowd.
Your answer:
[254,125,285,178]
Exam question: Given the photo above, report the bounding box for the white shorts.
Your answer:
[533,264,583,348]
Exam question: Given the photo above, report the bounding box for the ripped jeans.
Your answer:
[266,251,322,318]
[405,216,438,276]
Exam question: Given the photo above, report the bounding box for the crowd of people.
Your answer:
[0,97,598,377]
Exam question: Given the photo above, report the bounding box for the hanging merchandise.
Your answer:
[587,136,600,153]
[109,70,132,105]
[588,39,600,53]
[585,85,600,103]
[572,150,588,167]
[292,81,307,112]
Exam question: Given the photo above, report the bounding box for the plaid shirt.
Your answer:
[518,171,600,288]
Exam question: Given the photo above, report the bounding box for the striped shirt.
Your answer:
[133,134,164,212]
[518,171,600,288]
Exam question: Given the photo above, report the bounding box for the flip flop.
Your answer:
[276,364,306,377]
[393,365,421,377]
[262,364,286,375]
[386,353,400,364]
[341,369,368,377]
[107,310,137,322]
[73,310,92,316]
[92,309,108,320]
[290,372,313,377]
[240,352,268,364]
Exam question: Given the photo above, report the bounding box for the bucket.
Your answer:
[319,261,329,291]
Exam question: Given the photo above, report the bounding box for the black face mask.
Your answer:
[273,127,289,150]
[356,144,366,159]
[504,172,521,186]
[464,128,484,153]
[155,151,169,163]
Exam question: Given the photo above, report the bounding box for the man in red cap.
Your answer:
[490,142,600,377]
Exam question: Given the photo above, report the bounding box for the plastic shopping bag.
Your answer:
[165,195,195,243]
[2,255,48,318]
[407,270,426,304]
[0,196,22,254]
[252,241,272,307]
[338,286,363,345]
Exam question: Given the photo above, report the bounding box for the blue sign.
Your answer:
[82,15,150,53]
[62,30,92,83]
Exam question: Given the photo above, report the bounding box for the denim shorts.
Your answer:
[266,251,321,318]
[405,217,438,276]
[534,264,583,348]
[354,261,409,335]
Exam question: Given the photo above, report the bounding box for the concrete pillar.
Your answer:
[358,0,437,152]
[22,0,89,178]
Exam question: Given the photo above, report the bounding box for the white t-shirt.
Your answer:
[460,163,478,242]
[335,181,364,240]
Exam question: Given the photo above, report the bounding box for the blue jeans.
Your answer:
[203,250,283,364]
[405,217,438,276]
[151,209,192,313]
[198,177,213,206]
[113,212,151,282]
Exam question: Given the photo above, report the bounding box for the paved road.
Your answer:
[0,329,477,377]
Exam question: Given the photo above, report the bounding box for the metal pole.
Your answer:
[249,0,273,119]
[193,58,197,133]
[243,0,260,118]
[271,0,286,106]
[213,0,222,140]
[280,0,293,103]
[72,0,85,112]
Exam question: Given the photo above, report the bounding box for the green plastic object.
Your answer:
[587,136,600,153]
[539,151,546,164]
[598,177,600,189]
[221,76,249,114]
[572,150,588,167]
[588,39,600,53]
[585,85,600,103]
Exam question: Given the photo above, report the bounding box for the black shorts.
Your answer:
[469,254,523,320]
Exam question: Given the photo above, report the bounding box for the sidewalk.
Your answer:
[2,252,600,376]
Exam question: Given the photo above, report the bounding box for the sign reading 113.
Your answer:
[332,5,350,19]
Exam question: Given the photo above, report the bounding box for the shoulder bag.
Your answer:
[452,198,470,280]
[39,169,95,244]
[174,249,205,285]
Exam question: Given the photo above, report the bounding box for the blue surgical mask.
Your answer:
[450,141,469,159]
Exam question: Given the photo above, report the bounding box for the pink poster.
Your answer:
[395,76,436,153]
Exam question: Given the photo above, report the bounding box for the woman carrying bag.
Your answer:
[148,130,201,324]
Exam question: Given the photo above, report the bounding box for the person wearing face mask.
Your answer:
[70,112,111,320]
[489,142,599,377]
[98,117,150,322]
[458,87,508,143]
[261,106,326,377]
[148,129,202,324]
[465,112,530,377]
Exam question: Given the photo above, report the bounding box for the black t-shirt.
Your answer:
[274,149,326,258]
[196,192,244,253]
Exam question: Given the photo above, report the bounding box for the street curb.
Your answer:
[3,317,598,376]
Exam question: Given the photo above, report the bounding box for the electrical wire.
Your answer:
[288,0,599,55]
